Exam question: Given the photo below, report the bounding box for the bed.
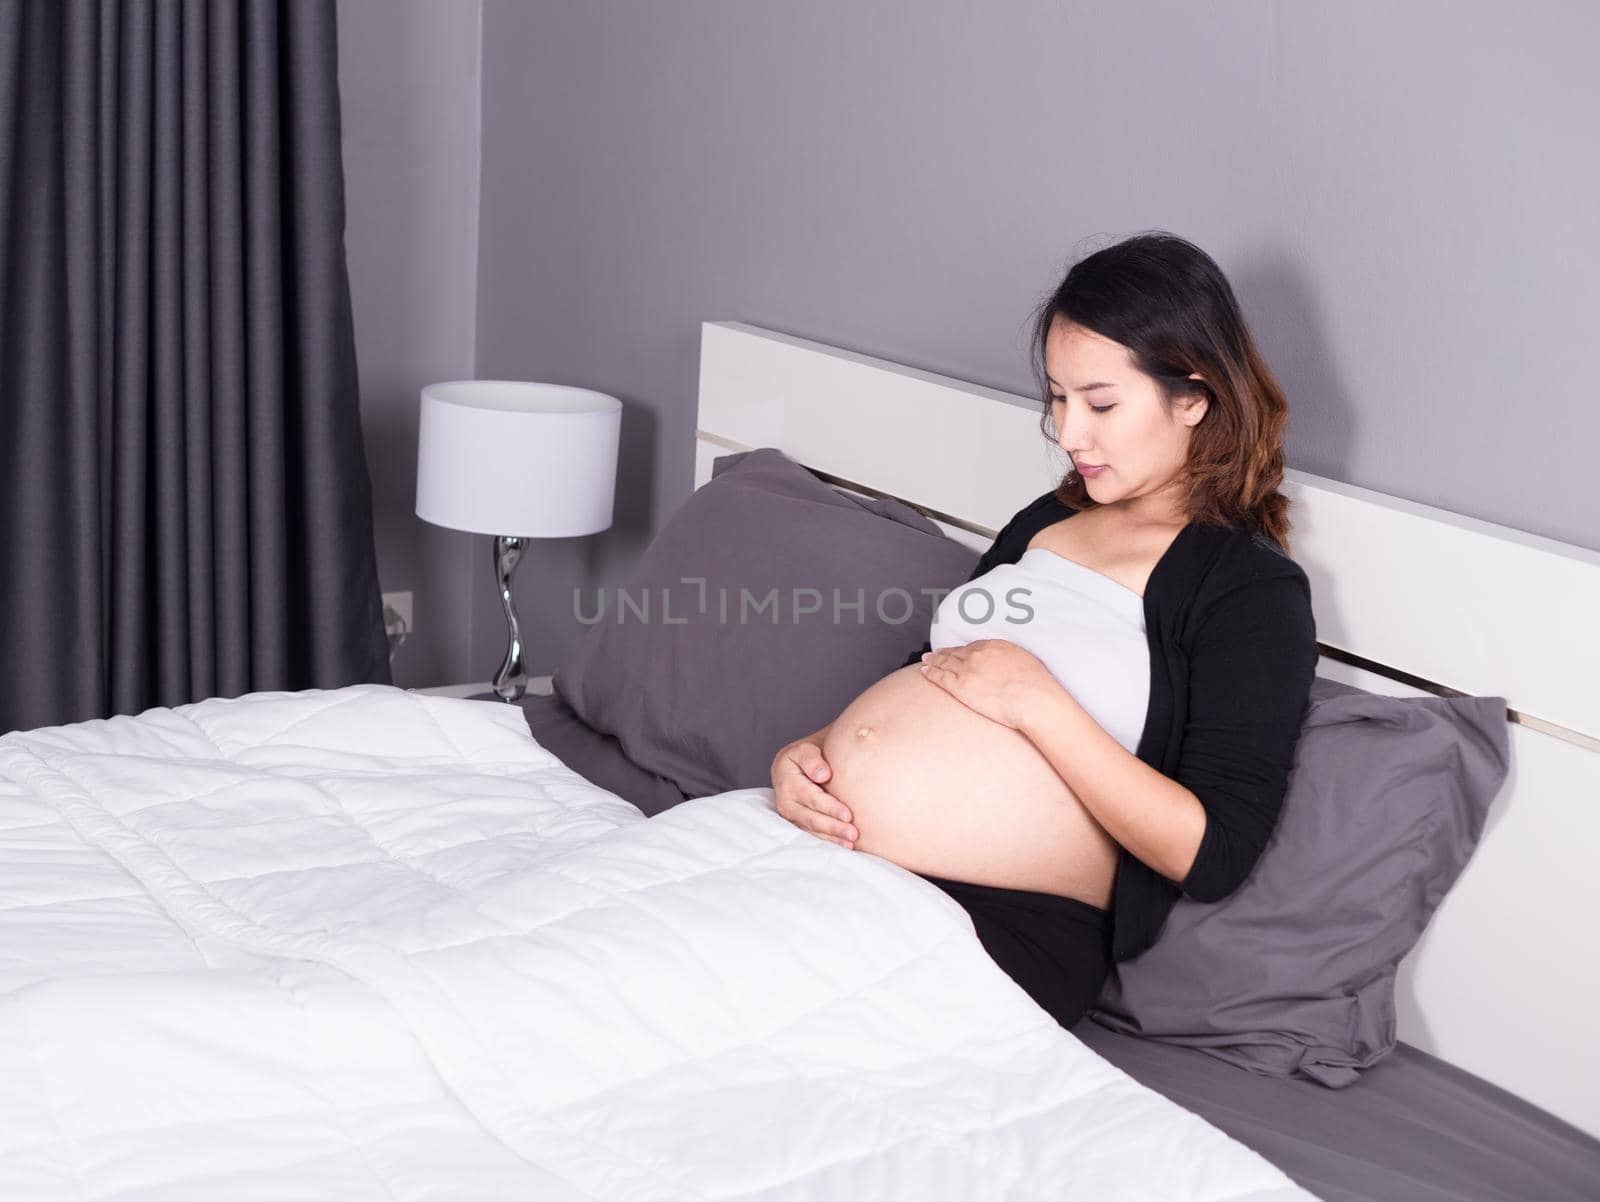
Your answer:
[680,321,1600,1201]
[2,321,1596,1201]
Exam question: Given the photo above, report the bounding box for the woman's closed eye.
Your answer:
[1051,394,1116,414]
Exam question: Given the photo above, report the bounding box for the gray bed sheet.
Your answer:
[1068,1017,1600,1202]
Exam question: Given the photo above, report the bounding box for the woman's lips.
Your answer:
[1076,463,1108,477]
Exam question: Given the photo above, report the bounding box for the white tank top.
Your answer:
[928,548,1152,754]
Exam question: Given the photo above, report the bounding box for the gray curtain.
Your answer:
[0,0,390,734]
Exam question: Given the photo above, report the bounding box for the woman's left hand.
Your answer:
[919,640,1057,730]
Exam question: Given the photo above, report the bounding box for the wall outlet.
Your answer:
[382,591,414,665]
[382,591,414,637]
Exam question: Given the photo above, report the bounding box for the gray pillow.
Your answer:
[553,448,979,799]
[514,690,688,818]
[1089,677,1512,1087]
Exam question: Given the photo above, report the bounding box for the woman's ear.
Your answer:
[1181,373,1210,427]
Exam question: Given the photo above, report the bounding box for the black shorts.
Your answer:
[916,873,1112,1030]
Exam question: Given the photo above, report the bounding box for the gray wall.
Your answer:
[349,0,1600,685]
[339,0,483,688]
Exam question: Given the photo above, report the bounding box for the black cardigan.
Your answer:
[902,490,1318,963]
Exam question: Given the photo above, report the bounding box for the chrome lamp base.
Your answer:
[492,534,529,702]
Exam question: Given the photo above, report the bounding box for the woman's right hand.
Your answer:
[771,736,857,850]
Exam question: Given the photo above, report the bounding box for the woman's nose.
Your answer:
[1057,420,1091,453]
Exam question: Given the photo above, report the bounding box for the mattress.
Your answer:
[0,684,1316,1201]
[1069,1019,1600,1202]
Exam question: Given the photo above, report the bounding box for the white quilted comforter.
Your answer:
[0,685,1315,1201]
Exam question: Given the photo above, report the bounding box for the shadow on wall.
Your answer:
[1231,244,1357,498]
[358,395,475,689]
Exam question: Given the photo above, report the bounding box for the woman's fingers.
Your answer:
[780,742,844,825]
[797,787,856,846]
[819,790,852,826]
[780,743,852,824]
[772,748,856,848]
[799,775,856,843]
[790,739,832,785]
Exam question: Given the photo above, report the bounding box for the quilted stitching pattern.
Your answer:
[0,685,1314,1200]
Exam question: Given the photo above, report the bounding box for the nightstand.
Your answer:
[413,676,554,700]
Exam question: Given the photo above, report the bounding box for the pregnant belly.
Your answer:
[820,665,1119,909]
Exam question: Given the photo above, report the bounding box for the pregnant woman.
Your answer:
[769,232,1318,1030]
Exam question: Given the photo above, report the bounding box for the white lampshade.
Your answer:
[415,381,622,537]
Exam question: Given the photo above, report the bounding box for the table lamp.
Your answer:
[415,380,622,701]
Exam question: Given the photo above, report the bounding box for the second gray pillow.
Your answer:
[1089,678,1511,1087]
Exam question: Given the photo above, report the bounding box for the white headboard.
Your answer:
[695,319,1600,1138]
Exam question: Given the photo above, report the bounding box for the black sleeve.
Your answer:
[1174,569,1318,903]
[898,492,1055,670]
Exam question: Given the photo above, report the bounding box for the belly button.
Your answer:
[855,725,873,739]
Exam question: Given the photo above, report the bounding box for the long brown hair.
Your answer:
[1028,232,1296,551]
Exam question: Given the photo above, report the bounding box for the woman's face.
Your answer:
[1045,316,1207,520]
